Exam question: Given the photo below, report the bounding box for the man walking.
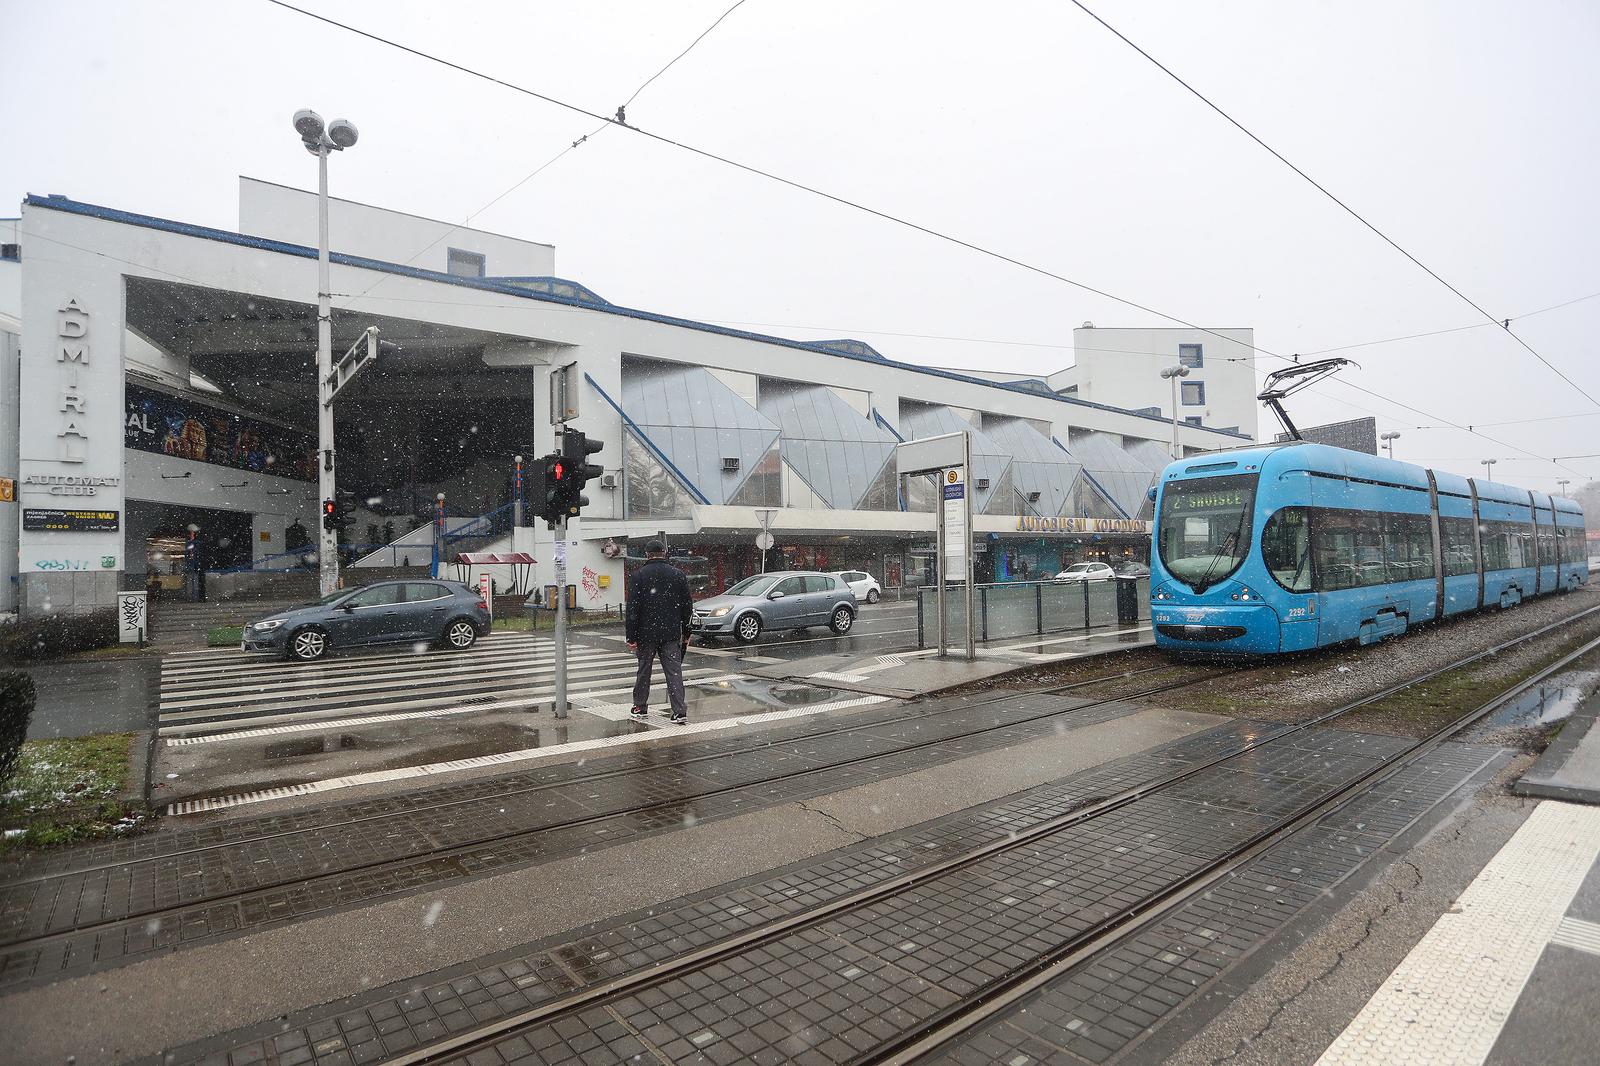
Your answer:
[626,541,694,724]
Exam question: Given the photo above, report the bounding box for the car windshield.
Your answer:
[316,588,354,606]
[1157,473,1258,591]
[1065,564,1095,572]
[724,575,779,597]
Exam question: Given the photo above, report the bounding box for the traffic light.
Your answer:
[555,429,604,517]
[321,498,354,533]
[528,454,562,525]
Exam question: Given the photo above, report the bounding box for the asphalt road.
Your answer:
[689,598,924,662]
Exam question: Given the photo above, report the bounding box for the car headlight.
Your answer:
[710,606,731,617]
[251,618,286,631]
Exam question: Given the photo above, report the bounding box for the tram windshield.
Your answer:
[1157,473,1258,591]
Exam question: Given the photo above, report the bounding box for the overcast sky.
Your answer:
[5,0,1597,489]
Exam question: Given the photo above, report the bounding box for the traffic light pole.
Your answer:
[552,513,568,719]
[315,146,339,599]
[542,425,602,721]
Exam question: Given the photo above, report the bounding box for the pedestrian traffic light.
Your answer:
[528,453,564,525]
[555,429,604,517]
[321,498,354,533]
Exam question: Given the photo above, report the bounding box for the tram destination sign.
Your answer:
[23,508,121,533]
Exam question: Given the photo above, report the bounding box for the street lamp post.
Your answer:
[1159,365,1190,459]
[1557,479,1571,496]
[1381,431,1401,459]
[294,109,360,598]
[1481,458,1497,480]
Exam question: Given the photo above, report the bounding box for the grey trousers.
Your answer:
[633,639,688,716]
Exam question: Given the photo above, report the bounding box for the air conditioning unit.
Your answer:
[600,472,617,490]
[976,478,991,490]
[722,457,740,472]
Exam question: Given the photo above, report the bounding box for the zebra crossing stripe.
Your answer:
[163,694,893,815]
[159,650,634,706]
[156,666,726,733]
[162,672,750,743]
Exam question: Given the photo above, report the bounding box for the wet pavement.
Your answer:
[143,720,1505,1066]
[17,654,159,740]
[0,686,1155,990]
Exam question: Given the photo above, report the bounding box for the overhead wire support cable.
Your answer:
[320,0,751,309]
[1066,0,1600,410]
[259,0,1591,478]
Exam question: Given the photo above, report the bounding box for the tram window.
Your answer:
[1564,527,1584,564]
[1310,509,1369,591]
[1262,508,1312,592]
[1538,529,1557,566]
[1383,513,1434,581]
[1440,517,1477,576]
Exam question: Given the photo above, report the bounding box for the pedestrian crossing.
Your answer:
[157,632,732,740]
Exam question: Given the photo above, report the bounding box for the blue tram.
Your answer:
[1149,442,1588,654]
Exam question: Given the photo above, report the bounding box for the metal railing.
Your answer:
[441,500,518,560]
[915,576,1150,648]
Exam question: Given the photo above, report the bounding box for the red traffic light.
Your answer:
[323,500,335,515]
[552,461,565,480]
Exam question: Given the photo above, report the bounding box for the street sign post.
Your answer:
[755,507,778,572]
[894,430,975,661]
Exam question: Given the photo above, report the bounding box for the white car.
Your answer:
[1053,561,1116,583]
[833,570,882,604]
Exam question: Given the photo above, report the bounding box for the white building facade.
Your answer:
[0,181,1252,618]
[1050,326,1259,438]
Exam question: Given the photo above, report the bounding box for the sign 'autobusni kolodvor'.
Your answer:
[1013,517,1152,534]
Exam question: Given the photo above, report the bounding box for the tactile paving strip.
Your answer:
[1314,799,1600,1066]
[0,695,1146,988]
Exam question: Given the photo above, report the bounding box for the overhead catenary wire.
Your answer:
[331,0,753,308]
[1066,0,1599,410]
[256,0,1590,478]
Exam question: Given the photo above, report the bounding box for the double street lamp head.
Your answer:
[293,109,359,153]
[1159,365,1190,380]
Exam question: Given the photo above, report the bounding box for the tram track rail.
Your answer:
[369,604,1600,1066]
[0,659,1239,979]
[0,658,1187,891]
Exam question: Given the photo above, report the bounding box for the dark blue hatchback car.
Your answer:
[242,579,492,661]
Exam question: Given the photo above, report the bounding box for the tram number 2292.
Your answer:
[1286,605,1313,620]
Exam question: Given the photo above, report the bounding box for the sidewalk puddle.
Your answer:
[1478,669,1600,731]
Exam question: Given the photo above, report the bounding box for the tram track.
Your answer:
[0,659,1239,984]
[364,604,1600,1066]
[0,658,1182,891]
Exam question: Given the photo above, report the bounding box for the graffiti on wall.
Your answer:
[581,566,600,601]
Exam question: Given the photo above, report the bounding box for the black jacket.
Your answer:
[626,559,693,645]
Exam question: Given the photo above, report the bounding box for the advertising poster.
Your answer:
[125,384,317,481]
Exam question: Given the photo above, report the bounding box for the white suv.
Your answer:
[833,570,882,604]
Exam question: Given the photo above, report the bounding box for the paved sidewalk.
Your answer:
[16,655,158,740]
[1516,689,1600,804]
[747,622,1155,698]
[1317,799,1600,1066]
